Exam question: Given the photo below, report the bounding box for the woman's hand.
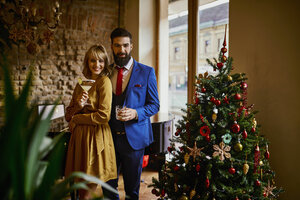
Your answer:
[75,90,89,108]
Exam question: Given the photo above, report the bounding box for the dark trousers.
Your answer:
[103,134,144,200]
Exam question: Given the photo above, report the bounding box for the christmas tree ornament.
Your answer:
[210,96,216,103]
[168,146,173,153]
[265,144,270,159]
[195,97,199,104]
[196,163,201,172]
[242,130,248,140]
[213,141,231,161]
[251,126,256,133]
[221,47,227,53]
[214,99,221,106]
[179,195,188,200]
[229,167,236,174]
[174,183,178,192]
[187,141,204,162]
[252,118,257,128]
[217,62,224,69]
[205,177,210,188]
[151,189,157,195]
[234,141,243,152]
[241,82,248,90]
[190,189,196,199]
[221,55,227,62]
[222,133,232,144]
[231,121,241,133]
[212,113,217,122]
[234,93,242,100]
[255,179,261,186]
[205,135,211,142]
[227,75,233,81]
[174,165,180,171]
[223,95,230,104]
[184,153,190,164]
[263,180,276,197]
[254,145,260,173]
[243,162,249,175]
[234,197,239,200]
[200,125,210,136]
[161,189,165,197]
[201,87,207,93]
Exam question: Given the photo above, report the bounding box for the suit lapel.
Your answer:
[125,59,140,100]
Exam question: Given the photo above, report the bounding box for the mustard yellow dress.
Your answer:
[64,76,117,183]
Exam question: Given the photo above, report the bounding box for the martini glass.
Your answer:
[78,78,95,106]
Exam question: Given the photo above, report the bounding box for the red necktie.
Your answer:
[116,66,124,95]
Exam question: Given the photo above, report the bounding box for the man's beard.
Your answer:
[113,52,131,66]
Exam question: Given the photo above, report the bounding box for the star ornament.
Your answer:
[213,141,231,161]
[187,141,204,162]
[263,180,276,197]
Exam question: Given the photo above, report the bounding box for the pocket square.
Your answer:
[134,84,142,87]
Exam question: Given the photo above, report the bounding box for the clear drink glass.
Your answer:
[78,78,95,106]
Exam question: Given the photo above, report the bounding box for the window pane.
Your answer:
[168,0,188,120]
[198,0,229,75]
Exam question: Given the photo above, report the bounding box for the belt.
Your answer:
[115,131,126,135]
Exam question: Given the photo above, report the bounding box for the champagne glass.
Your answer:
[78,78,95,106]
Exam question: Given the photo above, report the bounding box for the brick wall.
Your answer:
[1,0,125,130]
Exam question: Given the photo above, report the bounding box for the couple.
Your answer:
[64,27,160,200]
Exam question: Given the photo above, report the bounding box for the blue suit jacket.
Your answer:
[121,59,160,150]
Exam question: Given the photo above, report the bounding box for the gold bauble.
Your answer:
[243,163,249,175]
[252,118,257,128]
[179,195,189,200]
[234,142,243,152]
[259,160,263,166]
[212,113,217,122]
[184,153,190,164]
[227,75,233,81]
[190,189,196,199]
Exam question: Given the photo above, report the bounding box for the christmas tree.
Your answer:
[150,27,283,200]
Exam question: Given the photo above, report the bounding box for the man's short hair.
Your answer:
[110,27,132,43]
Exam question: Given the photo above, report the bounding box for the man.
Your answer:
[104,27,160,200]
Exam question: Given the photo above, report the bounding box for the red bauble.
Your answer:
[222,55,227,62]
[242,130,248,140]
[196,164,201,172]
[265,150,270,159]
[167,146,173,153]
[174,165,180,171]
[234,93,242,100]
[175,129,181,136]
[251,127,256,133]
[217,62,224,69]
[205,135,211,142]
[201,87,207,93]
[263,192,267,197]
[229,167,236,174]
[241,82,248,90]
[231,123,240,133]
[255,179,261,186]
[234,197,239,200]
[210,97,215,102]
[200,125,211,136]
[151,189,157,195]
[205,178,210,188]
[221,47,227,53]
[214,99,221,106]
[161,189,165,197]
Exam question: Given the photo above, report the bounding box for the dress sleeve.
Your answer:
[65,84,82,122]
[71,76,112,125]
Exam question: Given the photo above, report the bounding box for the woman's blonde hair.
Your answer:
[82,44,111,79]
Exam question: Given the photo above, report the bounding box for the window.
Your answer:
[198,0,229,75]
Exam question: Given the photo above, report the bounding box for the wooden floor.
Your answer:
[97,168,159,200]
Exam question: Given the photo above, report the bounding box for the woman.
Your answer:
[65,44,117,199]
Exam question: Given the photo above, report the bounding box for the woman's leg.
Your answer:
[79,183,98,200]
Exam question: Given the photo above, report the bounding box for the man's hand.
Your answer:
[119,107,137,121]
